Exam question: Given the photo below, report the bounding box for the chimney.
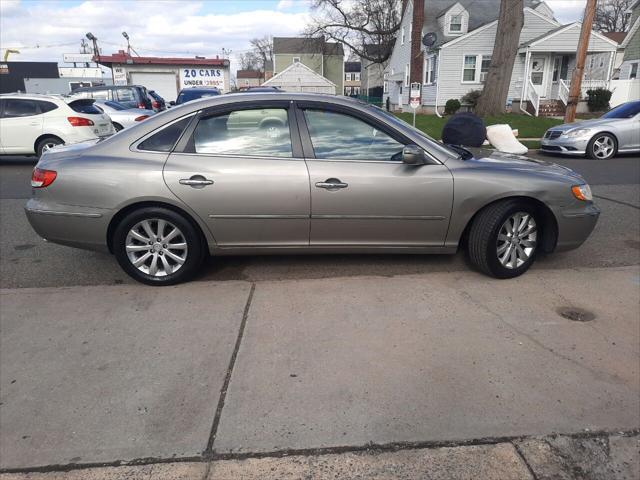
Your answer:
[410,0,425,84]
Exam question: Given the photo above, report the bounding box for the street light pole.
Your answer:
[564,0,597,123]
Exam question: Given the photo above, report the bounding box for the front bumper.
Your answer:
[540,136,590,156]
[554,202,600,252]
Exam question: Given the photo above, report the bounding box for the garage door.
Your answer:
[129,72,178,103]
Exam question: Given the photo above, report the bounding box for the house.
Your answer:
[262,61,337,94]
[236,69,263,89]
[272,36,344,93]
[344,62,361,96]
[619,0,640,80]
[384,0,619,116]
[360,44,389,98]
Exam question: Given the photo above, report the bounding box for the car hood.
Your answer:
[547,118,615,132]
[465,148,585,181]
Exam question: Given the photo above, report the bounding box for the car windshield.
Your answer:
[601,102,640,119]
[104,101,127,111]
[370,105,461,159]
[177,89,220,104]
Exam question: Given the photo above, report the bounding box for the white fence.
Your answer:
[609,79,640,107]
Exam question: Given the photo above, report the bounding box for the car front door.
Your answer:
[297,104,453,247]
[162,102,310,247]
[617,113,640,150]
[0,98,43,154]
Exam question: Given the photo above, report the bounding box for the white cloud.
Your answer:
[545,0,587,24]
[277,0,294,9]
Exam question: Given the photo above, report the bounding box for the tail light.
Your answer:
[134,115,149,122]
[137,102,146,109]
[152,100,160,109]
[31,168,57,188]
[67,116,94,127]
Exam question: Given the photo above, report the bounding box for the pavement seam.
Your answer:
[593,194,640,210]
[204,282,256,455]
[512,441,539,480]
[2,429,637,475]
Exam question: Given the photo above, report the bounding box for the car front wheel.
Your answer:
[587,133,617,160]
[468,200,540,279]
[113,207,205,285]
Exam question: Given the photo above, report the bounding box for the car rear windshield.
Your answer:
[68,99,102,114]
[601,102,640,119]
[104,100,127,111]
[177,89,220,104]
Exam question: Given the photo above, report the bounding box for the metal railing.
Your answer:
[558,79,609,103]
[527,79,540,116]
[559,79,570,106]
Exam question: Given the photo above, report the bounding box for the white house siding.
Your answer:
[527,27,616,53]
[436,9,558,105]
[384,0,413,109]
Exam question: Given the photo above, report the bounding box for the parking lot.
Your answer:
[1,153,639,478]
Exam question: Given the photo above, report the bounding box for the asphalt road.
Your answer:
[1,153,639,289]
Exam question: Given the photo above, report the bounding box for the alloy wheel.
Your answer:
[496,212,537,269]
[592,135,615,159]
[125,219,188,277]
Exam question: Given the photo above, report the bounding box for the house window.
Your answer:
[424,56,436,84]
[293,57,300,63]
[384,81,388,93]
[599,57,605,68]
[404,64,410,87]
[462,55,477,82]
[480,56,491,83]
[560,55,570,80]
[354,72,360,81]
[401,26,405,45]
[450,14,463,33]
[345,72,351,81]
[631,62,638,79]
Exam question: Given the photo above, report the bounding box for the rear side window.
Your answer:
[138,116,192,152]
[68,99,102,114]
[116,88,136,103]
[88,89,110,100]
[105,101,126,111]
[37,101,58,113]
[3,99,39,117]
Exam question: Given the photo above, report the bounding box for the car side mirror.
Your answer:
[402,144,427,165]
[169,100,176,106]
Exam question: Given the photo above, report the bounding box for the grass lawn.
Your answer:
[395,112,565,140]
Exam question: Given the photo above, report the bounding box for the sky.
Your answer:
[0,0,588,75]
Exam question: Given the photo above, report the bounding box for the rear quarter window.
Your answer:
[137,116,192,152]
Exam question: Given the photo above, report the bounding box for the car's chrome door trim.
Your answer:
[311,214,446,220]
[208,214,308,219]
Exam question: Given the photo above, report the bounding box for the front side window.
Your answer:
[191,108,292,157]
[138,116,192,152]
[450,14,462,32]
[463,55,477,82]
[303,109,405,162]
[3,99,39,117]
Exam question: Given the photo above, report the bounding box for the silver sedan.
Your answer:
[26,93,599,285]
[93,100,155,131]
[541,101,640,159]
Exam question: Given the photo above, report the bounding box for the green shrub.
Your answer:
[444,99,461,115]
[586,88,612,112]
[461,89,483,109]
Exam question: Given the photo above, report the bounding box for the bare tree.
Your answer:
[249,36,273,70]
[238,51,260,70]
[594,0,633,32]
[475,0,525,117]
[305,0,402,64]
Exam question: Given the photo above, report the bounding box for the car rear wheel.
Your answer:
[36,136,63,157]
[113,207,205,285]
[587,133,617,160]
[467,200,539,279]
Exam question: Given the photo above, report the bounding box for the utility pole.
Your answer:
[564,0,597,123]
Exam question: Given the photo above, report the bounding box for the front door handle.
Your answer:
[179,175,214,188]
[315,178,348,190]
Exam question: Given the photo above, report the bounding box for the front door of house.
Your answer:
[529,55,548,98]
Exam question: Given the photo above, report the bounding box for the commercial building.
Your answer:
[97,51,230,102]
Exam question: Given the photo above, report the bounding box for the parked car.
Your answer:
[172,87,220,106]
[541,101,640,159]
[71,85,153,110]
[26,93,599,285]
[0,93,114,157]
[236,86,283,93]
[93,100,155,131]
[148,90,166,111]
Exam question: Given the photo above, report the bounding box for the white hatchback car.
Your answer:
[0,93,115,157]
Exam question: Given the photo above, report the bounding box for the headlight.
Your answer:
[571,184,593,201]
[564,128,592,138]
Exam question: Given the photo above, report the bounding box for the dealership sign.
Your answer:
[179,68,225,91]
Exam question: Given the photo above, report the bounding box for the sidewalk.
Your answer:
[1,266,639,477]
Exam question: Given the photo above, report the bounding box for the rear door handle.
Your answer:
[315,178,348,190]
[179,175,214,188]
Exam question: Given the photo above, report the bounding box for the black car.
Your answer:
[71,85,153,110]
[147,90,166,111]
[173,87,221,106]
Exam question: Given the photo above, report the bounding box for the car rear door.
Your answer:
[296,102,453,247]
[0,98,43,154]
[162,101,311,247]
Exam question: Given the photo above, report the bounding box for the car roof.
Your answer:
[0,92,65,100]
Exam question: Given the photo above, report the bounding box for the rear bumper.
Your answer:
[25,199,111,253]
[554,202,600,252]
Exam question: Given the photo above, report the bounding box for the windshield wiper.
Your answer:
[444,144,474,160]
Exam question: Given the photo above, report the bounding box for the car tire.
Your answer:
[586,133,617,160]
[113,123,124,132]
[113,207,205,286]
[36,136,63,157]
[467,200,540,279]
